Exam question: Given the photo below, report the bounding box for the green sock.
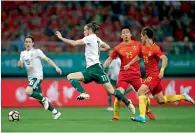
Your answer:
[69,79,85,93]
[124,88,133,95]
[114,90,130,106]
[31,91,43,101]
[48,103,54,112]
[107,92,112,107]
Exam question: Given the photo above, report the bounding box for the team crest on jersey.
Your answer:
[132,46,136,50]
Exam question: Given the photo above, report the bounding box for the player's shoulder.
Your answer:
[115,42,124,49]
[153,43,161,50]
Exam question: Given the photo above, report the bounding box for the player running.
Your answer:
[17,35,62,119]
[125,27,195,123]
[55,22,135,114]
[104,26,155,121]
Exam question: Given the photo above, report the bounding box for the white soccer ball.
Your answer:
[8,111,20,121]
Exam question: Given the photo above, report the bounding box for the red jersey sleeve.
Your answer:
[155,46,164,58]
[110,47,118,59]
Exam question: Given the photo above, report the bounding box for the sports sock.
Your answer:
[164,94,185,103]
[146,96,151,112]
[114,90,129,106]
[124,88,133,95]
[107,92,112,107]
[69,79,85,93]
[30,91,44,101]
[139,95,147,118]
[113,98,120,119]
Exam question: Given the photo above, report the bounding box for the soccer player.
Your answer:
[55,22,135,114]
[17,35,62,119]
[124,27,195,123]
[106,49,137,111]
[104,26,155,121]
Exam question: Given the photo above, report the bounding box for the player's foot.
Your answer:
[112,117,119,121]
[77,93,90,100]
[183,92,195,104]
[42,97,49,110]
[106,107,114,111]
[131,115,146,123]
[53,112,61,120]
[127,99,135,115]
[146,111,156,120]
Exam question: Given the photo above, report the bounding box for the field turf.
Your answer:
[2,106,195,132]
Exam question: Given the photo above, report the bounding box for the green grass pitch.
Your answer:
[2,106,195,132]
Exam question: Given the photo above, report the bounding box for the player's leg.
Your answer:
[131,77,155,120]
[67,72,86,93]
[67,71,90,100]
[36,83,61,119]
[153,83,195,104]
[106,79,116,111]
[112,87,126,120]
[25,78,49,110]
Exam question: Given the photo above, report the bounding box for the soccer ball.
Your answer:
[8,111,20,121]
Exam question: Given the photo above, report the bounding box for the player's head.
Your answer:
[24,35,34,50]
[121,26,132,42]
[84,22,99,37]
[141,27,154,44]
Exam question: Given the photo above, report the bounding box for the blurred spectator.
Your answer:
[1,1,195,54]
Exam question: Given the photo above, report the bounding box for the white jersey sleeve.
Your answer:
[19,52,23,62]
[36,49,47,59]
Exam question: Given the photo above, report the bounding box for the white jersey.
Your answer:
[108,57,121,80]
[82,34,104,68]
[20,48,46,81]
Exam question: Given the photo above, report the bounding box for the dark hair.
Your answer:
[141,27,154,39]
[121,26,130,31]
[86,22,99,33]
[25,35,35,42]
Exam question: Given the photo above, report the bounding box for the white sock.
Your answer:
[52,109,57,114]
[41,97,45,102]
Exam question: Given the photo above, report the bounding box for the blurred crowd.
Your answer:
[1,1,195,54]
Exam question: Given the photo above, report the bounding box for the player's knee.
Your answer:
[67,73,73,80]
[25,87,33,96]
[117,87,125,94]
[156,98,165,104]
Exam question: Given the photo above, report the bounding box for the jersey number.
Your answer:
[97,41,100,55]
[143,56,149,64]
[126,52,132,58]
[25,59,30,65]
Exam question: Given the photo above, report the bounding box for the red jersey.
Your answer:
[140,43,163,76]
[110,40,141,75]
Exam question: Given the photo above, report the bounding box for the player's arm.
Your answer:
[158,55,168,78]
[37,49,62,75]
[124,55,140,70]
[55,31,84,46]
[103,57,113,68]
[17,52,23,68]
[156,46,168,78]
[100,42,110,51]
[43,57,62,75]
[103,47,118,68]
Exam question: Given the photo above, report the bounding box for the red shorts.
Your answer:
[116,72,142,91]
[144,73,162,95]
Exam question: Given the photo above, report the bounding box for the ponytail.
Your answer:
[86,21,99,33]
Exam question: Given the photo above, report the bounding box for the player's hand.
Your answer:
[124,64,130,71]
[158,71,164,79]
[17,61,23,68]
[56,68,62,75]
[55,31,63,39]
